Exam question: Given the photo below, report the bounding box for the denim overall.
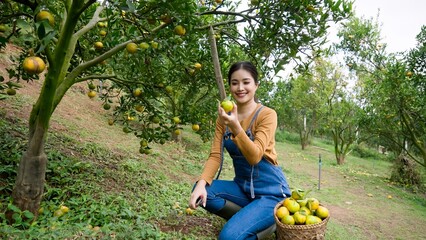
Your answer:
[204,106,291,240]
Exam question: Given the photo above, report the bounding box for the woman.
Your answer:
[189,61,291,240]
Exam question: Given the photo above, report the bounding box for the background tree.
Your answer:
[336,16,425,179]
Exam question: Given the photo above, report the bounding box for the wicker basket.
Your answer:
[274,200,330,240]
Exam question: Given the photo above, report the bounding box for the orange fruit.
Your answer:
[307,198,320,211]
[140,139,148,147]
[87,90,97,98]
[294,211,307,225]
[174,129,182,135]
[286,199,300,214]
[151,41,159,49]
[94,41,103,49]
[194,63,202,70]
[281,214,295,225]
[132,88,142,97]
[299,206,311,215]
[315,206,329,219]
[23,56,46,74]
[172,116,180,124]
[305,215,322,225]
[192,124,200,131]
[139,42,150,49]
[135,105,145,112]
[0,24,7,32]
[306,5,315,12]
[174,25,186,36]
[6,88,16,95]
[36,10,54,26]
[221,100,234,112]
[276,206,289,220]
[282,198,292,208]
[126,42,138,54]
[60,205,69,213]
[152,116,160,124]
[185,207,194,215]
[103,103,111,110]
[53,209,64,217]
[99,30,107,37]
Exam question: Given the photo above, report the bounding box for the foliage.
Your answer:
[336,16,426,168]
[350,143,388,160]
[390,155,423,188]
[275,129,301,144]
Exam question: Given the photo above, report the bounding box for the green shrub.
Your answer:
[275,130,300,144]
[351,143,386,160]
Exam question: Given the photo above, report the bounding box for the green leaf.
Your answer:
[23,210,34,220]
[37,22,46,39]
[12,213,21,222]
[8,204,21,213]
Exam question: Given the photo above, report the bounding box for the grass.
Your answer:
[1,92,426,239]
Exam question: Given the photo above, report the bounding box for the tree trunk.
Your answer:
[9,151,47,219]
[336,154,345,165]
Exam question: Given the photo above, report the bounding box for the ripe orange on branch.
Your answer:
[87,90,97,98]
[174,25,186,36]
[36,10,55,26]
[94,41,103,49]
[192,124,200,131]
[194,63,202,70]
[23,56,46,74]
[126,42,138,54]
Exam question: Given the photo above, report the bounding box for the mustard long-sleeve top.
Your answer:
[199,104,279,185]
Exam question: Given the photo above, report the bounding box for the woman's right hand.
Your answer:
[189,180,207,209]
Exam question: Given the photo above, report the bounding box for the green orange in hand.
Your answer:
[221,97,234,113]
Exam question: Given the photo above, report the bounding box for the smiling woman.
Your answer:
[189,61,292,240]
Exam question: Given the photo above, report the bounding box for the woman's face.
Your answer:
[229,69,258,106]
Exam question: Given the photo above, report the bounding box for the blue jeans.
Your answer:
[202,128,290,239]
[204,179,286,240]
[197,107,291,239]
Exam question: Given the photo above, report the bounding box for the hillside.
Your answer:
[1,43,426,239]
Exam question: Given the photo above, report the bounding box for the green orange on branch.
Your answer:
[0,24,7,32]
[6,88,16,95]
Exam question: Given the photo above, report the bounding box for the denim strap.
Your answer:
[215,105,264,181]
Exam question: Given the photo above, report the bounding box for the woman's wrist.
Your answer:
[197,179,207,187]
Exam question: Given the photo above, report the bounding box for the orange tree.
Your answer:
[337,17,426,169]
[0,0,352,219]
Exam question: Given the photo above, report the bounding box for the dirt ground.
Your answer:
[1,43,425,240]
